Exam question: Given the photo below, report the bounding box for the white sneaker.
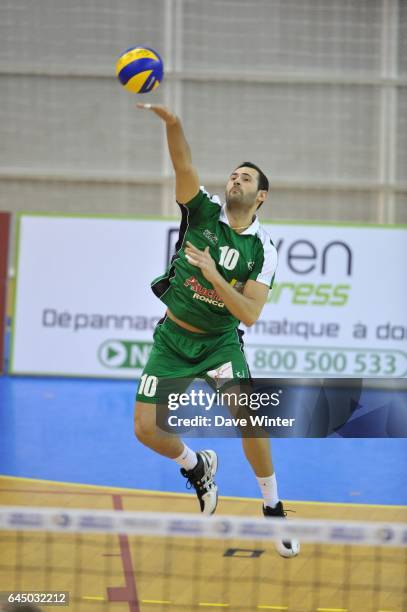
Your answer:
[180,450,218,515]
[263,502,300,558]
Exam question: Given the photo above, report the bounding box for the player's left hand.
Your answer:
[184,241,219,283]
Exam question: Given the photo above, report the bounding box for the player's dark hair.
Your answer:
[235,161,269,192]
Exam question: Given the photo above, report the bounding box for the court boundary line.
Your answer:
[1,475,406,509]
[108,493,139,612]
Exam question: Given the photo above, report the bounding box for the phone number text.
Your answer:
[247,347,407,376]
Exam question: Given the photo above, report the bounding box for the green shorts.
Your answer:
[136,315,251,404]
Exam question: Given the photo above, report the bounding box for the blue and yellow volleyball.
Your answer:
[115,46,163,94]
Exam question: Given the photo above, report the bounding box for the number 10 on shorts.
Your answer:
[139,374,158,398]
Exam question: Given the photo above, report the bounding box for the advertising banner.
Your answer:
[11,214,407,379]
[0,212,10,374]
[242,223,407,378]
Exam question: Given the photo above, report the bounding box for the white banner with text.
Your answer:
[11,215,407,378]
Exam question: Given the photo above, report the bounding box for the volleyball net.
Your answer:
[0,506,406,611]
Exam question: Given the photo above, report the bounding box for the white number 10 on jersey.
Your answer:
[219,246,239,270]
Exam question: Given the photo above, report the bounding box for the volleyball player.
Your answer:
[134,104,299,558]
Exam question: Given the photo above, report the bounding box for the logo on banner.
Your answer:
[99,341,128,367]
[52,513,71,528]
[98,340,153,369]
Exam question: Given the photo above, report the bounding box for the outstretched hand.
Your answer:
[136,103,177,125]
[184,241,219,284]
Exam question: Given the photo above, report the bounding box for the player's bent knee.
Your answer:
[134,416,155,443]
[134,401,158,442]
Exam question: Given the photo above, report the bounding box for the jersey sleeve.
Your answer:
[177,186,222,225]
[248,235,278,289]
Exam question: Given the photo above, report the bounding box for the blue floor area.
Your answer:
[0,375,406,505]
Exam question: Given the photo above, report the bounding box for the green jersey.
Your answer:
[151,187,278,333]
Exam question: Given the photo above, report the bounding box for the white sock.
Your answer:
[174,445,198,471]
[257,473,279,508]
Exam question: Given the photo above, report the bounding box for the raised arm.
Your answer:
[137,103,200,204]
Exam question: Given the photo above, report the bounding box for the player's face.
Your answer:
[225,167,260,207]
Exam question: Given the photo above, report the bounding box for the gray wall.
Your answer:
[1,0,406,224]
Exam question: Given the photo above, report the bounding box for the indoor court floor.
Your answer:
[0,375,406,611]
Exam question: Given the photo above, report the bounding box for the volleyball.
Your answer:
[115,46,163,94]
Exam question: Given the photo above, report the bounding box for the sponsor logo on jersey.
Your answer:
[203,229,218,244]
[184,276,225,308]
[247,261,255,271]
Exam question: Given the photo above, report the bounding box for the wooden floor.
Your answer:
[0,476,406,612]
